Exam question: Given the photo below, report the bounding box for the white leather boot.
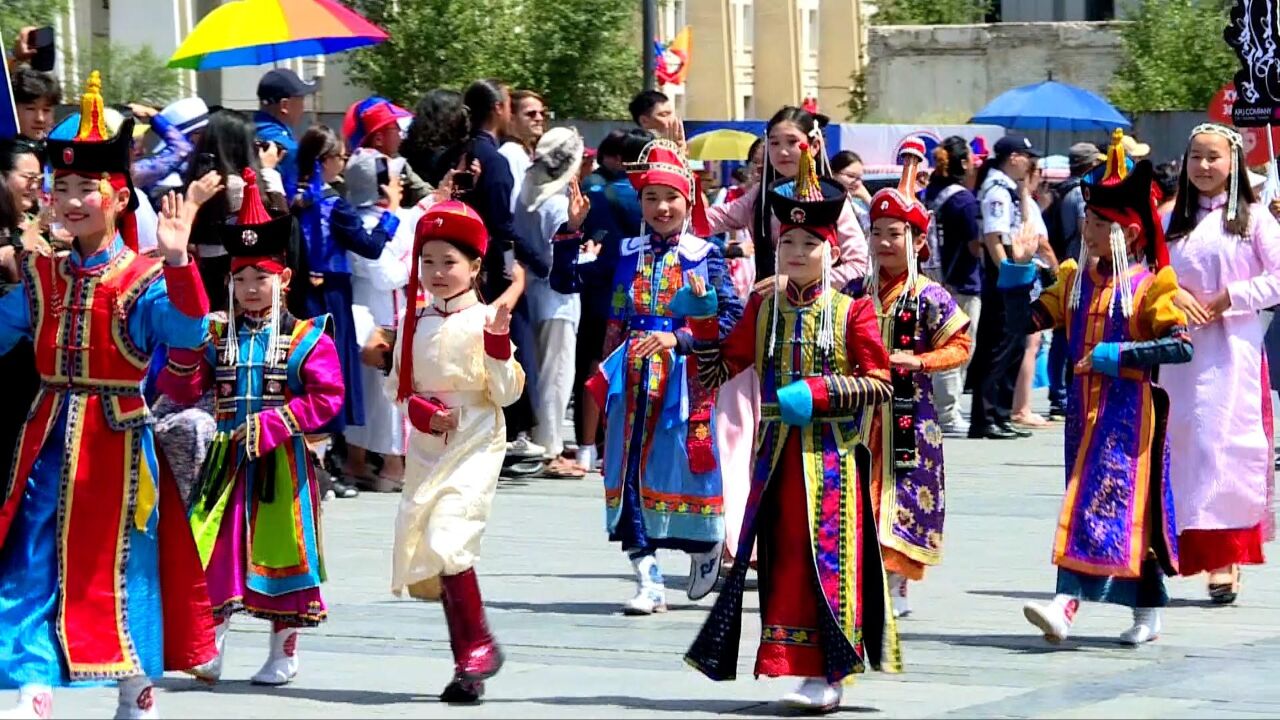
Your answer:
[1119,607,1162,645]
[779,677,842,712]
[887,572,911,618]
[0,685,52,719]
[622,553,667,615]
[114,676,157,720]
[187,617,229,683]
[1023,594,1079,643]
[250,625,300,686]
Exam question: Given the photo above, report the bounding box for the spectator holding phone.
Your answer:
[344,95,432,207]
[255,68,316,200]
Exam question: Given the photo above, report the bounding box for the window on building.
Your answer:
[741,94,755,120]
[806,9,819,57]
[1085,0,1115,20]
[741,1,753,53]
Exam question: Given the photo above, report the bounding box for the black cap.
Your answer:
[46,118,140,212]
[994,132,1041,158]
[220,214,298,261]
[768,176,847,229]
[257,69,318,104]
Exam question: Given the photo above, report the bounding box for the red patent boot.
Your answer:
[440,569,505,682]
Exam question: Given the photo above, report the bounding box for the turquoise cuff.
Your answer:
[997,260,1037,290]
[776,380,814,426]
[1092,342,1121,377]
[669,286,719,320]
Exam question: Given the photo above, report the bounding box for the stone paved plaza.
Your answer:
[55,422,1280,718]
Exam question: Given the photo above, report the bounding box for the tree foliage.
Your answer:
[1108,0,1238,112]
[344,0,640,119]
[0,0,66,53]
[870,0,990,25]
[78,40,181,108]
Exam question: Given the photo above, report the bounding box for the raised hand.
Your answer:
[1008,224,1039,265]
[381,172,403,210]
[486,304,512,336]
[186,170,225,209]
[156,191,193,266]
[567,181,591,230]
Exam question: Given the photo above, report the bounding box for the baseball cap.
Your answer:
[994,132,1041,158]
[1068,142,1104,171]
[1120,134,1151,159]
[343,96,411,151]
[257,69,318,104]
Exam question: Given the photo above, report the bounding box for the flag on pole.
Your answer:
[655,26,691,88]
[0,34,19,139]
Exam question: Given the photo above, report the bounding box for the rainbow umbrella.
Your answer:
[168,0,388,70]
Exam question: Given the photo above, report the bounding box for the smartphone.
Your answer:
[193,152,217,179]
[452,171,475,192]
[28,26,55,73]
[375,157,390,189]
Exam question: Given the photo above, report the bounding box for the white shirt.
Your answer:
[978,167,1022,243]
[499,141,533,214]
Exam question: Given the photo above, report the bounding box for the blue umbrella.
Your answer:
[970,80,1131,132]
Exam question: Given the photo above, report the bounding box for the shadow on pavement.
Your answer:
[498,696,879,715]
[156,678,432,705]
[900,630,1140,653]
[485,599,707,615]
[966,588,1212,608]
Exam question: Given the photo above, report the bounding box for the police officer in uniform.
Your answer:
[968,133,1041,439]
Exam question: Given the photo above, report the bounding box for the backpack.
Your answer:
[1045,176,1083,261]
[921,184,964,282]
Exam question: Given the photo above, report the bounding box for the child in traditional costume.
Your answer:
[159,169,344,686]
[1011,131,1192,645]
[684,147,900,713]
[1163,123,1280,604]
[862,141,972,618]
[551,138,743,615]
[0,72,216,719]
[387,200,525,703]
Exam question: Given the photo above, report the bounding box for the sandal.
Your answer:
[543,457,586,479]
[1208,565,1241,605]
[1012,412,1051,428]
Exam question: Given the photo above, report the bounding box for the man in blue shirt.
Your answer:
[254,68,316,200]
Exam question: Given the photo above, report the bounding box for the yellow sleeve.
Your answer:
[1033,259,1077,330]
[1138,265,1189,340]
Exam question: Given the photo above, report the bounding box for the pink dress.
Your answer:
[1164,195,1280,572]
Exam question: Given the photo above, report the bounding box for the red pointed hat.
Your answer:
[222,168,296,273]
[870,138,930,236]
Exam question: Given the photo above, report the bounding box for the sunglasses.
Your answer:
[523,109,547,119]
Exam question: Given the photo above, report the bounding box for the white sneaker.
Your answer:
[687,542,723,601]
[114,677,157,720]
[1023,595,1078,643]
[1119,607,1162,645]
[623,554,668,615]
[887,572,911,618]
[779,677,842,712]
[187,618,229,684]
[0,686,52,719]
[506,434,546,459]
[250,626,300,686]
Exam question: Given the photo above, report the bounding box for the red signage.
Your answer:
[1210,82,1280,167]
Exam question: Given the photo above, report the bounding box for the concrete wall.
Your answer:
[865,21,1125,124]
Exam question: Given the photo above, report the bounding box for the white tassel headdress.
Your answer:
[1188,122,1245,221]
